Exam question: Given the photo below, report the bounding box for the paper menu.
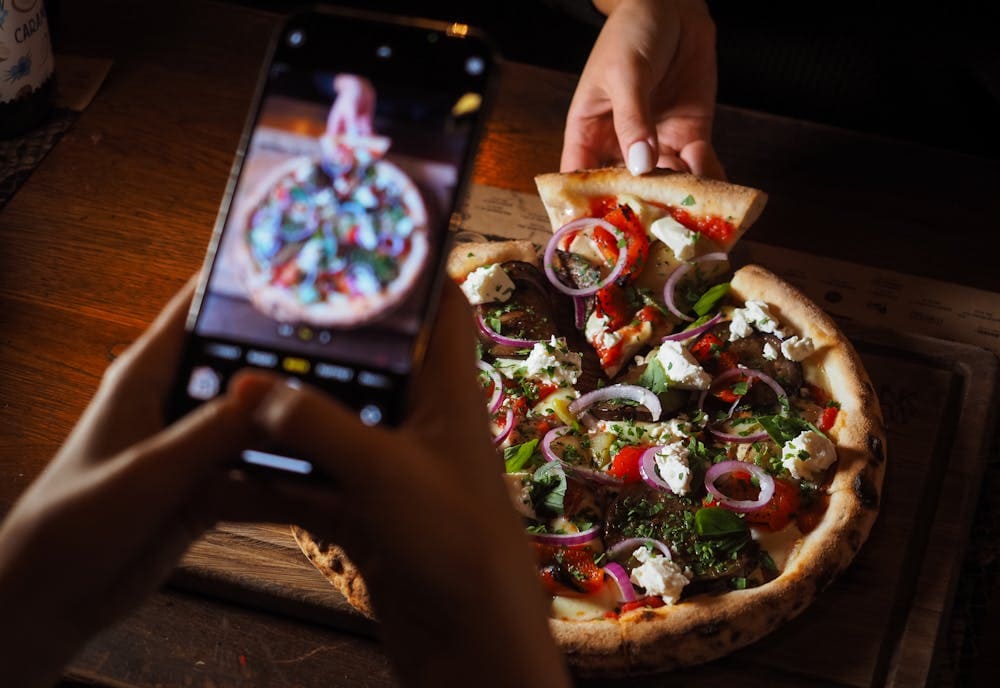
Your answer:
[455,184,1000,358]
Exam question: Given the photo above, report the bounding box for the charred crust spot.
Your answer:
[329,555,345,575]
[640,610,658,623]
[868,434,886,464]
[695,622,721,636]
[854,472,879,509]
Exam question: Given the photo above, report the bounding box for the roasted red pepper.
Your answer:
[607,445,647,483]
[534,544,605,596]
[818,405,839,432]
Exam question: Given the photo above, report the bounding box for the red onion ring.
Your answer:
[663,252,729,322]
[603,562,638,602]
[661,312,724,342]
[477,360,503,415]
[529,524,600,547]
[704,460,775,512]
[638,446,678,493]
[543,218,629,297]
[573,296,588,330]
[709,425,769,444]
[541,425,623,486]
[492,407,515,445]
[607,537,673,560]
[568,384,662,422]
[698,367,787,443]
[476,308,542,349]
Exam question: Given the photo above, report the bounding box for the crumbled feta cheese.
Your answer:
[637,417,693,444]
[781,429,837,481]
[630,547,689,605]
[655,341,712,390]
[524,336,583,387]
[781,335,815,362]
[599,330,622,350]
[585,311,611,343]
[762,340,780,361]
[728,308,754,340]
[567,233,605,266]
[729,299,787,340]
[653,441,692,495]
[353,184,378,208]
[295,237,324,272]
[649,214,698,261]
[460,264,516,306]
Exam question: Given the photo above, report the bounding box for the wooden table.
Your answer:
[2,1,998,686]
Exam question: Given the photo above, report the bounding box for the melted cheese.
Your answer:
[750,522,803,573]
[551,581,620,621]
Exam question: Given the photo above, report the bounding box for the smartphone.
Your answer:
[168,8,496,477]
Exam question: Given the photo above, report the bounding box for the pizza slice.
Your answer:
[534,168,767,379]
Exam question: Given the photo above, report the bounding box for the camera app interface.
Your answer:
[181,24,489,429]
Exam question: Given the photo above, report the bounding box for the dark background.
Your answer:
[168,0,1000,160]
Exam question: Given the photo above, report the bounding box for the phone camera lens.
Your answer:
[287,29,305,47]
[376,44,392,59]
[465,56,484,75]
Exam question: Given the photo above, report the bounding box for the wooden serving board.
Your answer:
[173,328,997,687]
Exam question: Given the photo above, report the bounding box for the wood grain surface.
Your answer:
[1,1,998,686]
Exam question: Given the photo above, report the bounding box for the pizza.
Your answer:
[236,135,429,328]
[292,168,886,676]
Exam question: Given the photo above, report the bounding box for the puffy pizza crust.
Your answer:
[445,239,539,280]
[291,526,375,617]
[534,167,768,252]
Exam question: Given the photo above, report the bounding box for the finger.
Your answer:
[655,148,690,174]
[102,386,264,512]
[607,65,657,176]
[560,125,602,172]
[680,140,726,181]
[243,371,397,490]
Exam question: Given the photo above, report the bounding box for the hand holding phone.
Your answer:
[169,9,496,476]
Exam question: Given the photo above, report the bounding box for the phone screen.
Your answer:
[170,11,495,445]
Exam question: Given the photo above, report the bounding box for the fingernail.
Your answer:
[627,141,654,176]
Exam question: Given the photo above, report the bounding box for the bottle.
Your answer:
[0,0,54,139]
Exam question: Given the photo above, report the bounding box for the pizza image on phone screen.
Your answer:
[234,74,430,327]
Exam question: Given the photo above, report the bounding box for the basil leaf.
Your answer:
[681,194,696,207]
[695,507,746,538]
[692,282,730,317]
[504,439,540,473]
[638,356,670,394]
[531,461,567,516]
